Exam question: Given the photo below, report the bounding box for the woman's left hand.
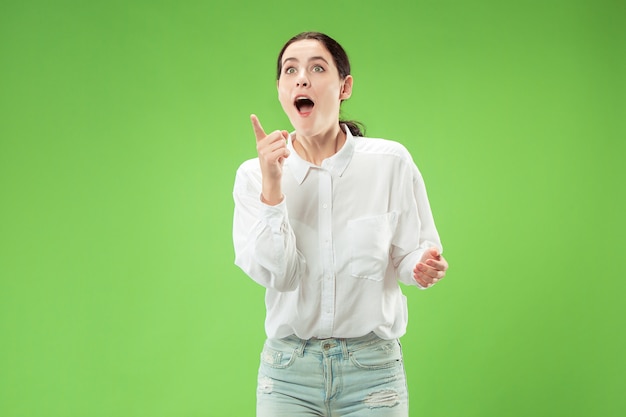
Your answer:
[413,248,448,288]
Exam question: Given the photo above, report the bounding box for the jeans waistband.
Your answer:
[276,332,393,357]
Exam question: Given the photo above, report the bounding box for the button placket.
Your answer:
[318,169,335,337]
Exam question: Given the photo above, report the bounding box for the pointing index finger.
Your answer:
[250,114,266,142]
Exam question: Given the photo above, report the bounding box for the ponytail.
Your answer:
[341,119,366,137]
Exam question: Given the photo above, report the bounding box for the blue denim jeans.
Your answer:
[256,332,409,416]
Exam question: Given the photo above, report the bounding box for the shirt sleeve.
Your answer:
[391,154,443,289]
[232,162,306,292]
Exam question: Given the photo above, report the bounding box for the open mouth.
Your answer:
[294,96,315,114]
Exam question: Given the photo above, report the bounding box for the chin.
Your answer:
[294,117,336,137]
[294,126,321,138]
[289,118,316,136]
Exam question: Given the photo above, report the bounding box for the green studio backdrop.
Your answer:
[1,0,624,416]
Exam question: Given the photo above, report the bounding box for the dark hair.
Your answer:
[276,32,365,137]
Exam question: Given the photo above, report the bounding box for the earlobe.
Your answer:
[340,75,353,100]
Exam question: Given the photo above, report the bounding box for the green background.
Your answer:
[1,0,624,416]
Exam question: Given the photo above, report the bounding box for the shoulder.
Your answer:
[352,136,423,181]
[353,136,414,163]
[236,157,260,175]
[233,158,261,193]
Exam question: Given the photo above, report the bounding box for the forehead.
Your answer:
[282,39,332,62]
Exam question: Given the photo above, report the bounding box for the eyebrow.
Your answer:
[282,56,330,66]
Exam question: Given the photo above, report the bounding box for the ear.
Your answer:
[339,75,353,100]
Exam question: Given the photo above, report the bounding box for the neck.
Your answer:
[293,125,345,166]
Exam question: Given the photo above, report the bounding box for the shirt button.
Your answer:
[322,203,328,209]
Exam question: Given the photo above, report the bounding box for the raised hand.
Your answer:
[413,248,448,288]
[250,114,290,205]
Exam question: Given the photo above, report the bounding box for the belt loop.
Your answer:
[341,338,348,360]
[296,337,307,357]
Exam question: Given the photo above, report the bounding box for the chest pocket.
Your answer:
[347,212,398,281]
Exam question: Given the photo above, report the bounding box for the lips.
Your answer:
[294,96,314,115]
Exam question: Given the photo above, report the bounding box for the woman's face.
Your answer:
[277,39,352,137]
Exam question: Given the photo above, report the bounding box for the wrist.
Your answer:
[262,178,282,205]
[261,193,283,206]
[261,186,283,206]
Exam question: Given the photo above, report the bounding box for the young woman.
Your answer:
[233,32,448,417]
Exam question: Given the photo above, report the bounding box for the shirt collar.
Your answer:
[286,124,355,185]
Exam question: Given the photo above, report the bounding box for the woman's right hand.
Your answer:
[250,114,290,205]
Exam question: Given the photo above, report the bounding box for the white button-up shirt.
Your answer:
[233,126,442,340]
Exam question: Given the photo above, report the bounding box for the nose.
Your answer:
[296,73,309,87]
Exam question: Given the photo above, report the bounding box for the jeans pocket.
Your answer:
[349,340,403,370]
[260,340,298,369]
